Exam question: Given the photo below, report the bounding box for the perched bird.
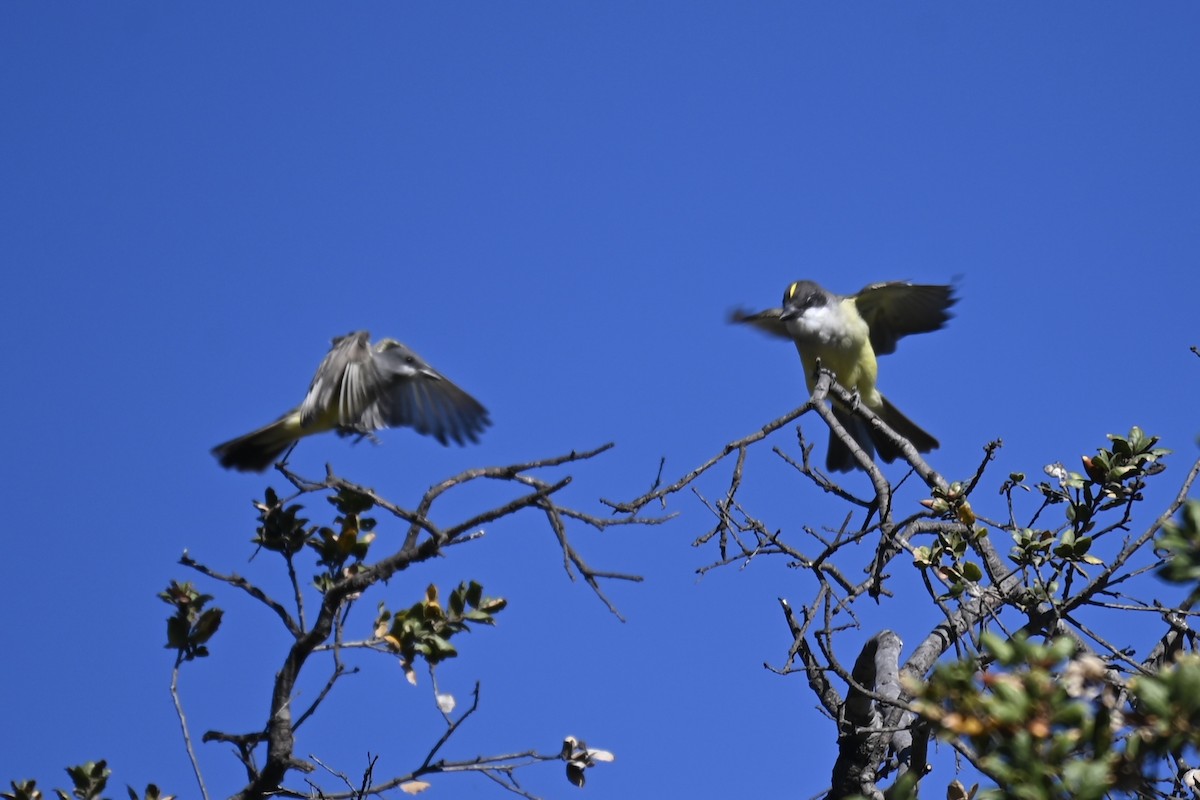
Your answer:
[732,280,955,472]
[213,332,490,472]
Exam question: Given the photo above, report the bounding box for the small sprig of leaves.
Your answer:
[124,786,171,800]
[1,781,41,800]
[250,487,379,592]
[922,480,978,526]
[251,487,309,557]
[1,765,171,800]
[308,488,377,593]
[374,582,507,685]
[1156,499,1200,585]
[912,633,1200,800]
[913,481,986,598]
[159,581,223,662]
[912,635,1116,800]
[1039,427,1169,535]
[1006,428,1168,570]
[59,763,110,800]
[1123,653,1200,761]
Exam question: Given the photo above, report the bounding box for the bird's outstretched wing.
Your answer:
[852,282,956,356]
[366,339,491,446]
[298,330,384,430]
[728,307,792,340]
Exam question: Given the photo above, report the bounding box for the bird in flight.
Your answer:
[213,331,490,472]
[732,280,955,472]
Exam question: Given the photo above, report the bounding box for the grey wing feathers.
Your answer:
[728,307,792,340]
[370,343,491,445]
[853,283,956,356]
[298,331,382,429]
[400,376,488,445]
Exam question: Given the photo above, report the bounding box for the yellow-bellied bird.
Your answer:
[732,281,955,472]
[213,332,490,472]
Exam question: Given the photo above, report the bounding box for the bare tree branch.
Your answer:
[180,445,656,799]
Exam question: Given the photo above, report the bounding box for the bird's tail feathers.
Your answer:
[212,414,303,473]
[872,396,939,462]
[826,397,938,472]
[826,407,874,472]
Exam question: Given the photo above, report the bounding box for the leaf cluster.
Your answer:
[2,762,170,800]
[1003,428,1167,574]
[913,633,1200,800]
[375,581,507,684]
[252,486,379,593]
[1156,499,1200,585]
[912,482,988,598]
[158,581,223,662]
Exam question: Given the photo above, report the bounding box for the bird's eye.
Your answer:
[405,355,415,364]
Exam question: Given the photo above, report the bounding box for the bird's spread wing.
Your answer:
[366,340,491,445]
[298,331,383,429]
[728,307,792,340]
[852,282,956,356]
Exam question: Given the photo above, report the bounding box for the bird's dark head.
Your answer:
[780,280,831,320]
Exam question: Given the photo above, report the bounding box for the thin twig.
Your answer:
[170,659,211,800]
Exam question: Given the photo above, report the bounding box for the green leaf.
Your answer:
[165,617,189,650]
[1132,676,1168,716]
[982,632,1014,665]
[192,608,224,645]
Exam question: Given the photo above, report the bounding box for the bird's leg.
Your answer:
[335,426,383,446]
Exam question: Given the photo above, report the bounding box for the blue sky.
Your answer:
[3,4,1199,798]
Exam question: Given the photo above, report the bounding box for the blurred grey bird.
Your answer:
[213,331,490,472]
[732,280,955,472]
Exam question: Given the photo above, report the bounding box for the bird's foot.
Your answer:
[336,426,383,447]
